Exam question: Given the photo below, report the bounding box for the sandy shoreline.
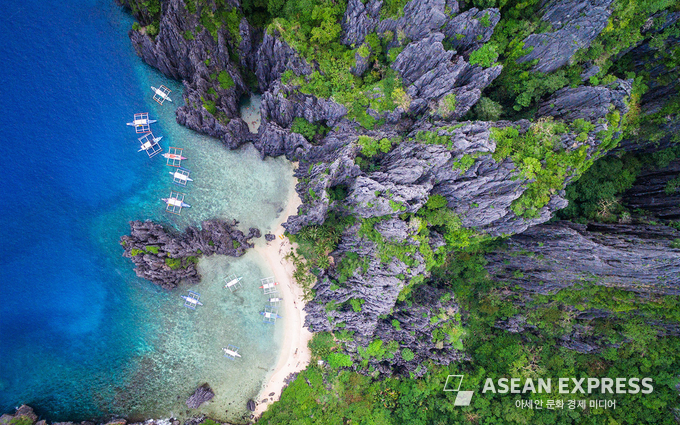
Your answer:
[251,182,312,419]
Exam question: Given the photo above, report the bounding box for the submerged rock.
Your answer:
[186,384,215,409]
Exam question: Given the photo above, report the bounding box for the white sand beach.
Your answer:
[252,184,313,418]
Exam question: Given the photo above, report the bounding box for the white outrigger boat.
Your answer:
[182,291,203,310]
[223,344,241,360]
[261,307,282,323]
[224,275,243,290]
[163,196,191,209]
[151,85,172,104]
[126,113,157,132]
[137,135,163,152]
[169,169,193,183]
[260,276,278,294]
[163,191,190,215]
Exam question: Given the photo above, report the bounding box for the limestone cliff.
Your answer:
[119,0,679,375]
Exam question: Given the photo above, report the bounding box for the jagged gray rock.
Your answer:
[623,159,680,220]
[128,0,246,120]
[121,220,259,289]
[379,0,448,42]
[518,0,615,73]
[186,384,215,409]
[485,221,680,297]
[537,79,632,122]
[255,32,312,92]
[259,82,347,129]
[443,8,501,54]
[391,32,501,118]
[340,0,381,46]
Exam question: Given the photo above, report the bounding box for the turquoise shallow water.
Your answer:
[0,0,292,421]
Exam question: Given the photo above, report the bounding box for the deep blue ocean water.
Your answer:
[0,0,292,421]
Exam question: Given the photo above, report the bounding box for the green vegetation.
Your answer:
[9,417,34,425]
[380,0,409,19]
[437,93,457,117]
[357,135,394,157]
[145,245,159,254]
[217,70,234,89]
[562,144,680,222]
[263,1,411,129]
[201,96,217,115]
[165,257,182,270]
[287,212,355,299]
[489,116,623,218]
[290,117,330,142]
[468,43,499,67]
[260,246,680,424]
[400,347,414,361]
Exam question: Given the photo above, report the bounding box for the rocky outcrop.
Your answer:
[391,32,502,118]
[0,405,38,425]
[486,220,680,352]
[186,383,215,409]
[623,159,680,220]
[486,221,680,297]
[304,221,464,376]
[255,32,312,92]
[518,0,614,73]
[259,83,347,130]
[125,0,254,147]
[379,0,448,42]
[340,0,381,46]
[342,0,451,47]
[537,79,632,122]
[121,219,260,289]
[443,8,500,55]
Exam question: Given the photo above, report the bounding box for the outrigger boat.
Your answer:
[182,291,203,309]
[224,275,243,289]
[164,191,189,215]
[162,152,187,161]
[223,346,242,359]
[269,297,282,304]
[162,196,191,209]
[260,310,282,320]
[126,114,157,127]
[169,170,193,182]
[151,85,172,103]
[137,135,163,152]
[259,281,278,290]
